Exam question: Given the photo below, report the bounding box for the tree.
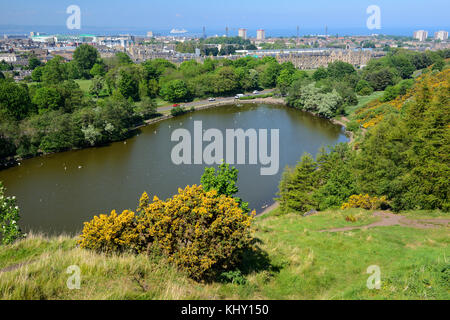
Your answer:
[117,70,139,101]
[258,62,281,88]
[28,56,42,70]
[201,163,249,213]
[89,76,104,98]
[32,87,63,113]
[356,80,373,96]
[160,79,190,102]
[276,69,295,95]
[390,55,415,79]
[90,63,106,77]
[277,154,319,213]
[312,67,328,81]
[41,56,68,84]
[213,67,239,94]
[0,81,33,120]
[115,52,133,65]
[73,44,99,73]
[365,67,397,91]
[31,66,44,82]
[327,61,356,80]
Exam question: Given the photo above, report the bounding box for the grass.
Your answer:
[0,209,448,300]
[74,79,93,94]
[343,91,384,117]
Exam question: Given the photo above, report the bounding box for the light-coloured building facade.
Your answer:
[238,28,247,40]
[434,31,448,41]
[413,30,428,42]
[256,29,265,41]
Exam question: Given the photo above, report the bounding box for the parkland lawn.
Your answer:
[1,209,448,300]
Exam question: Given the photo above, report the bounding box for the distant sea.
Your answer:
[1,25,449,37]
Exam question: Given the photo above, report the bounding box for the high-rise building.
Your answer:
[238,28,247,40]
[434,30,448,41]
[413,30,428,41]
[256,29,265,41]
[146,31,153,37]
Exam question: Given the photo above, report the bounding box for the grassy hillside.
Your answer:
[1,209,448,300]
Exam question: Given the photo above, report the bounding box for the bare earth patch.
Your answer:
[320,212,450,233]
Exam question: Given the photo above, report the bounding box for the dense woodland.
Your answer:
[279,66,450,212]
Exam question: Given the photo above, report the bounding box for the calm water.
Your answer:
[0,104,347,235]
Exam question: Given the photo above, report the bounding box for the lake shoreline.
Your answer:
[1,97,352,171]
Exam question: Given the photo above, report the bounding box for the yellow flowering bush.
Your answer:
[79,185,255,281]
[137,185,255,280]
[341,194,388,210]
[78,210,141,253]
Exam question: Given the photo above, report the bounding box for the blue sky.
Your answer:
[0,0,448,32]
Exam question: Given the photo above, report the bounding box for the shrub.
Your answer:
[78,210,141,253]
[137,185,255,280]
[341,194,388,210]
[79,185,255,281]
[345,214,358,223]
[0,182,23,245]
[170,106,187,117]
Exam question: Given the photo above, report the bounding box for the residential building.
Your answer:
[435,31,448,41]
[238,28,247,40]
[413,30,428,42]
[257,29,265,41]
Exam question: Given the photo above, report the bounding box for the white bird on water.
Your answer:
[78,166,82,169]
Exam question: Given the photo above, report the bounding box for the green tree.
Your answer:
[90,63,106,77]
[201,163,249,213]
[160,79,190,102]
[73,44,99,74]
[115,52,133,65]
[0,81,33,120]
[89,76,104,98]
[327,61,356,80]
[41,56,68,84]
[277,154,318,213]
[32,86,63,113]
[117,70,139,101]
[312,67,328,81]
[31,66,44,82]
[28,56,42,70]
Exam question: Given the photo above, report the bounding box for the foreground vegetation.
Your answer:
[279,66,450,213]
[0,209,448,300]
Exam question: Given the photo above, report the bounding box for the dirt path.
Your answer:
[321,211,450,233]
[0,260,34,274]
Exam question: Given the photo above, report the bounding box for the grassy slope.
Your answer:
[1,209,448,300]
[345,91,385,116]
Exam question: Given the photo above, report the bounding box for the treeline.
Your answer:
[0,45,157,161]
[278,66,450,213]
[284,48,449,119]
[0,44,294,161]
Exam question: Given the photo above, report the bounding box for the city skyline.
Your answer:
[0,0,449,34]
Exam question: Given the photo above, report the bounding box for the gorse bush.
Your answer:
[341,194,388,210]
[0,182,22,245]
[78,210,141,253]
[137,185,254,280]
[79,185,254,281]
